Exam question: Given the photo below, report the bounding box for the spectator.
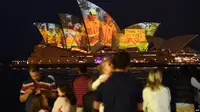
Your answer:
[83,78,96,112]
[30,94,49,112]
[91,59,113,112]
[175,66,195,112]
[93,51,142,112]
[73,66,91,112]
[52,84,76,112]
[19,65,57,112]
[92,59,113,90]
[189,66,200,110]
[190,66,200,90]
[143,69,171,112]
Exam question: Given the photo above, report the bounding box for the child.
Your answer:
[52,85,76,112]
[30,94,49,112]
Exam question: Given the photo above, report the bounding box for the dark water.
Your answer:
[1,66,28,112]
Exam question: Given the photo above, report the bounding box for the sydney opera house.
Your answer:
[11,0,200,69]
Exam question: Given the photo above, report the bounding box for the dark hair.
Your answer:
[30,94,46,112]
[58,84,77,105]
[112,51,130,69]
[29,64,39,72]
[79,66,87,74]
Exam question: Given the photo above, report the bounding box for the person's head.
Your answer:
[89,9,97,21]
[29,65,40,82]
[40,25,45,30]
[146,69,163,91]
[68,21,73,29]
[112,51,130,70]
[104,14,112,23]
[55,28,60,33]
[73,23,81,31]
[79,66,87,74]
[57,85,68,97]
[30,94,48,112]
[57,84,77,105]
[97,59,113,75]
[49,28,53,32]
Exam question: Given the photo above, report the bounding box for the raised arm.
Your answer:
[19,84,33,102]
[92,78,101,91]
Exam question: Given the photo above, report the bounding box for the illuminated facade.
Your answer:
[10,0,200,68]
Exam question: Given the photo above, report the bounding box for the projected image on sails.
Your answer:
[59,13,89,50]
[77,0,120,47]
[124,22,160,36]
[34,23,64,48]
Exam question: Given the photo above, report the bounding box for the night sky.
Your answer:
[1,0,200,62]
[1,0,200,111]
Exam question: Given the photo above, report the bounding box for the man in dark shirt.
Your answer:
[83,78,96,112]
[83,91,95,112]
[93,51,142,112]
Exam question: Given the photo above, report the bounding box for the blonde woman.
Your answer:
[92,59,113,90]
[92,59,113,112]
[143,69,171,112]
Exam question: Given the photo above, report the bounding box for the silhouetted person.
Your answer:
[93,51,142,112]
[175,66,195,112]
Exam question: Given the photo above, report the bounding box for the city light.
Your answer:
[10,50,200,68]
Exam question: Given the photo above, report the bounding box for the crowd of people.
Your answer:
[20,51,200,112]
